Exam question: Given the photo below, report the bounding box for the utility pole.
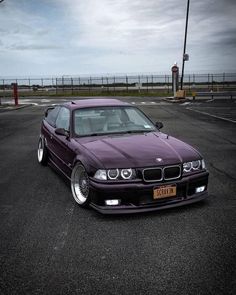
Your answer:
[180,0,190,90]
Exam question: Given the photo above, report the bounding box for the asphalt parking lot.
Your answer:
[0,96,235,295]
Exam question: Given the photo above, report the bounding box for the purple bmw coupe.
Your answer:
[37,99,209,214]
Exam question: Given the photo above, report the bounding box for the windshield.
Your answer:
[73,106,156,136]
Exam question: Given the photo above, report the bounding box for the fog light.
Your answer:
[195,186,205,193]
[105,199,120,206]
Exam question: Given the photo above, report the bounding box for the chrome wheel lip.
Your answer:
[71,164,89,205]
[37,138,44,162]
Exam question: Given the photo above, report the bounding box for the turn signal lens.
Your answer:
[94,170,107,180]
[202,160,206,169]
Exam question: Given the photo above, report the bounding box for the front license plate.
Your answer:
[153,185,177,199]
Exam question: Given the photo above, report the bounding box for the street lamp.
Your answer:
[180,0,190,90]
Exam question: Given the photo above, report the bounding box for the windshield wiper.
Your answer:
[82,130,154,137]
[124,129,154,134]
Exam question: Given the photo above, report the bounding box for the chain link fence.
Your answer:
[0,73,236,97]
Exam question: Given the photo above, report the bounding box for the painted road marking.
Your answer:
[41,99,51,102]
[187,107,236,124]
[181,102,191,106]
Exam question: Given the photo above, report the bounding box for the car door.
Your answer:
[51,107,75,177]
[42,106,61,161]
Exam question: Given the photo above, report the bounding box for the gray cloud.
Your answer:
[8,44,63,51]
[0,0,236,75]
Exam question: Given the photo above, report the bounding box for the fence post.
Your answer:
[223,73,225,90]
[106,77,109,93]
[56,78,58,95]
[146,76,148,93]
[3,79,5,100]
[138,75,141,94]
[126,76,128,93]
[71,78,73,95]
[188,74,191,92]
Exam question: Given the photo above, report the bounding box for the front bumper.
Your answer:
[89,171,209,214]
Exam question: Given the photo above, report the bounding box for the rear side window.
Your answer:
[55,107,70,131]
[45,106,60,127]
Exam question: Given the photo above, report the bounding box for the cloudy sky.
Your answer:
[0,0,236,77]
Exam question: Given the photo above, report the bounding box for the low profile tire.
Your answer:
[37,137,48,166]
[71,163,90,207]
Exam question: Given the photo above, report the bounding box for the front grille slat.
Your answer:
[142,165,181,182]
[143,168,163,182]
[164,166,181,180]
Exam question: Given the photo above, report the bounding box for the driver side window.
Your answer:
[55,107,70,131]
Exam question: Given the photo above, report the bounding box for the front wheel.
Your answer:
[71,163,90,207]
[37,137,48,165]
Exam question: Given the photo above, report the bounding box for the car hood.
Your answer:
[75,132,201,169]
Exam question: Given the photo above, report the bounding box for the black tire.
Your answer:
[71,162,90,207]
[37,137,48,166]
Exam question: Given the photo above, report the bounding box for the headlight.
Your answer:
[121,169,133,179]
[192,160,201,170]
[94,168,136,180]
[183,159,206,173]
[183,162,192,172]
[108,169,119,180]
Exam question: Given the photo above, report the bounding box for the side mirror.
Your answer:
[55,128,69,137]
[155,121,163,129]
[45,107,54,118]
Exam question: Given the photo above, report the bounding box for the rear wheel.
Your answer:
[71,163,90,207]
[37,137,48,165]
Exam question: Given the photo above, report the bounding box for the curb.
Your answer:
[162,97,192,103]
[0,104,33,113]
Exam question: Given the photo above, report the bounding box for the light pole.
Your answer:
[180,0,190,90]
[0,0,5,105]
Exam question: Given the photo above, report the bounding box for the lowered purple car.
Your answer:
[37,99,209,214]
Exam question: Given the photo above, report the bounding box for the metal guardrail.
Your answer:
[193,91,236,100]
[0,73,236,97]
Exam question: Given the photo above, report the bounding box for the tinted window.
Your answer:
[55,107,70,130]
[45,106,60,127]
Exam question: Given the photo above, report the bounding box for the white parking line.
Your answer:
[206,98,215,102]
[187,107,236,124]
[181,102,191,106]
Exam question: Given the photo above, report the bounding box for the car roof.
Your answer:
[63,98,130,110]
